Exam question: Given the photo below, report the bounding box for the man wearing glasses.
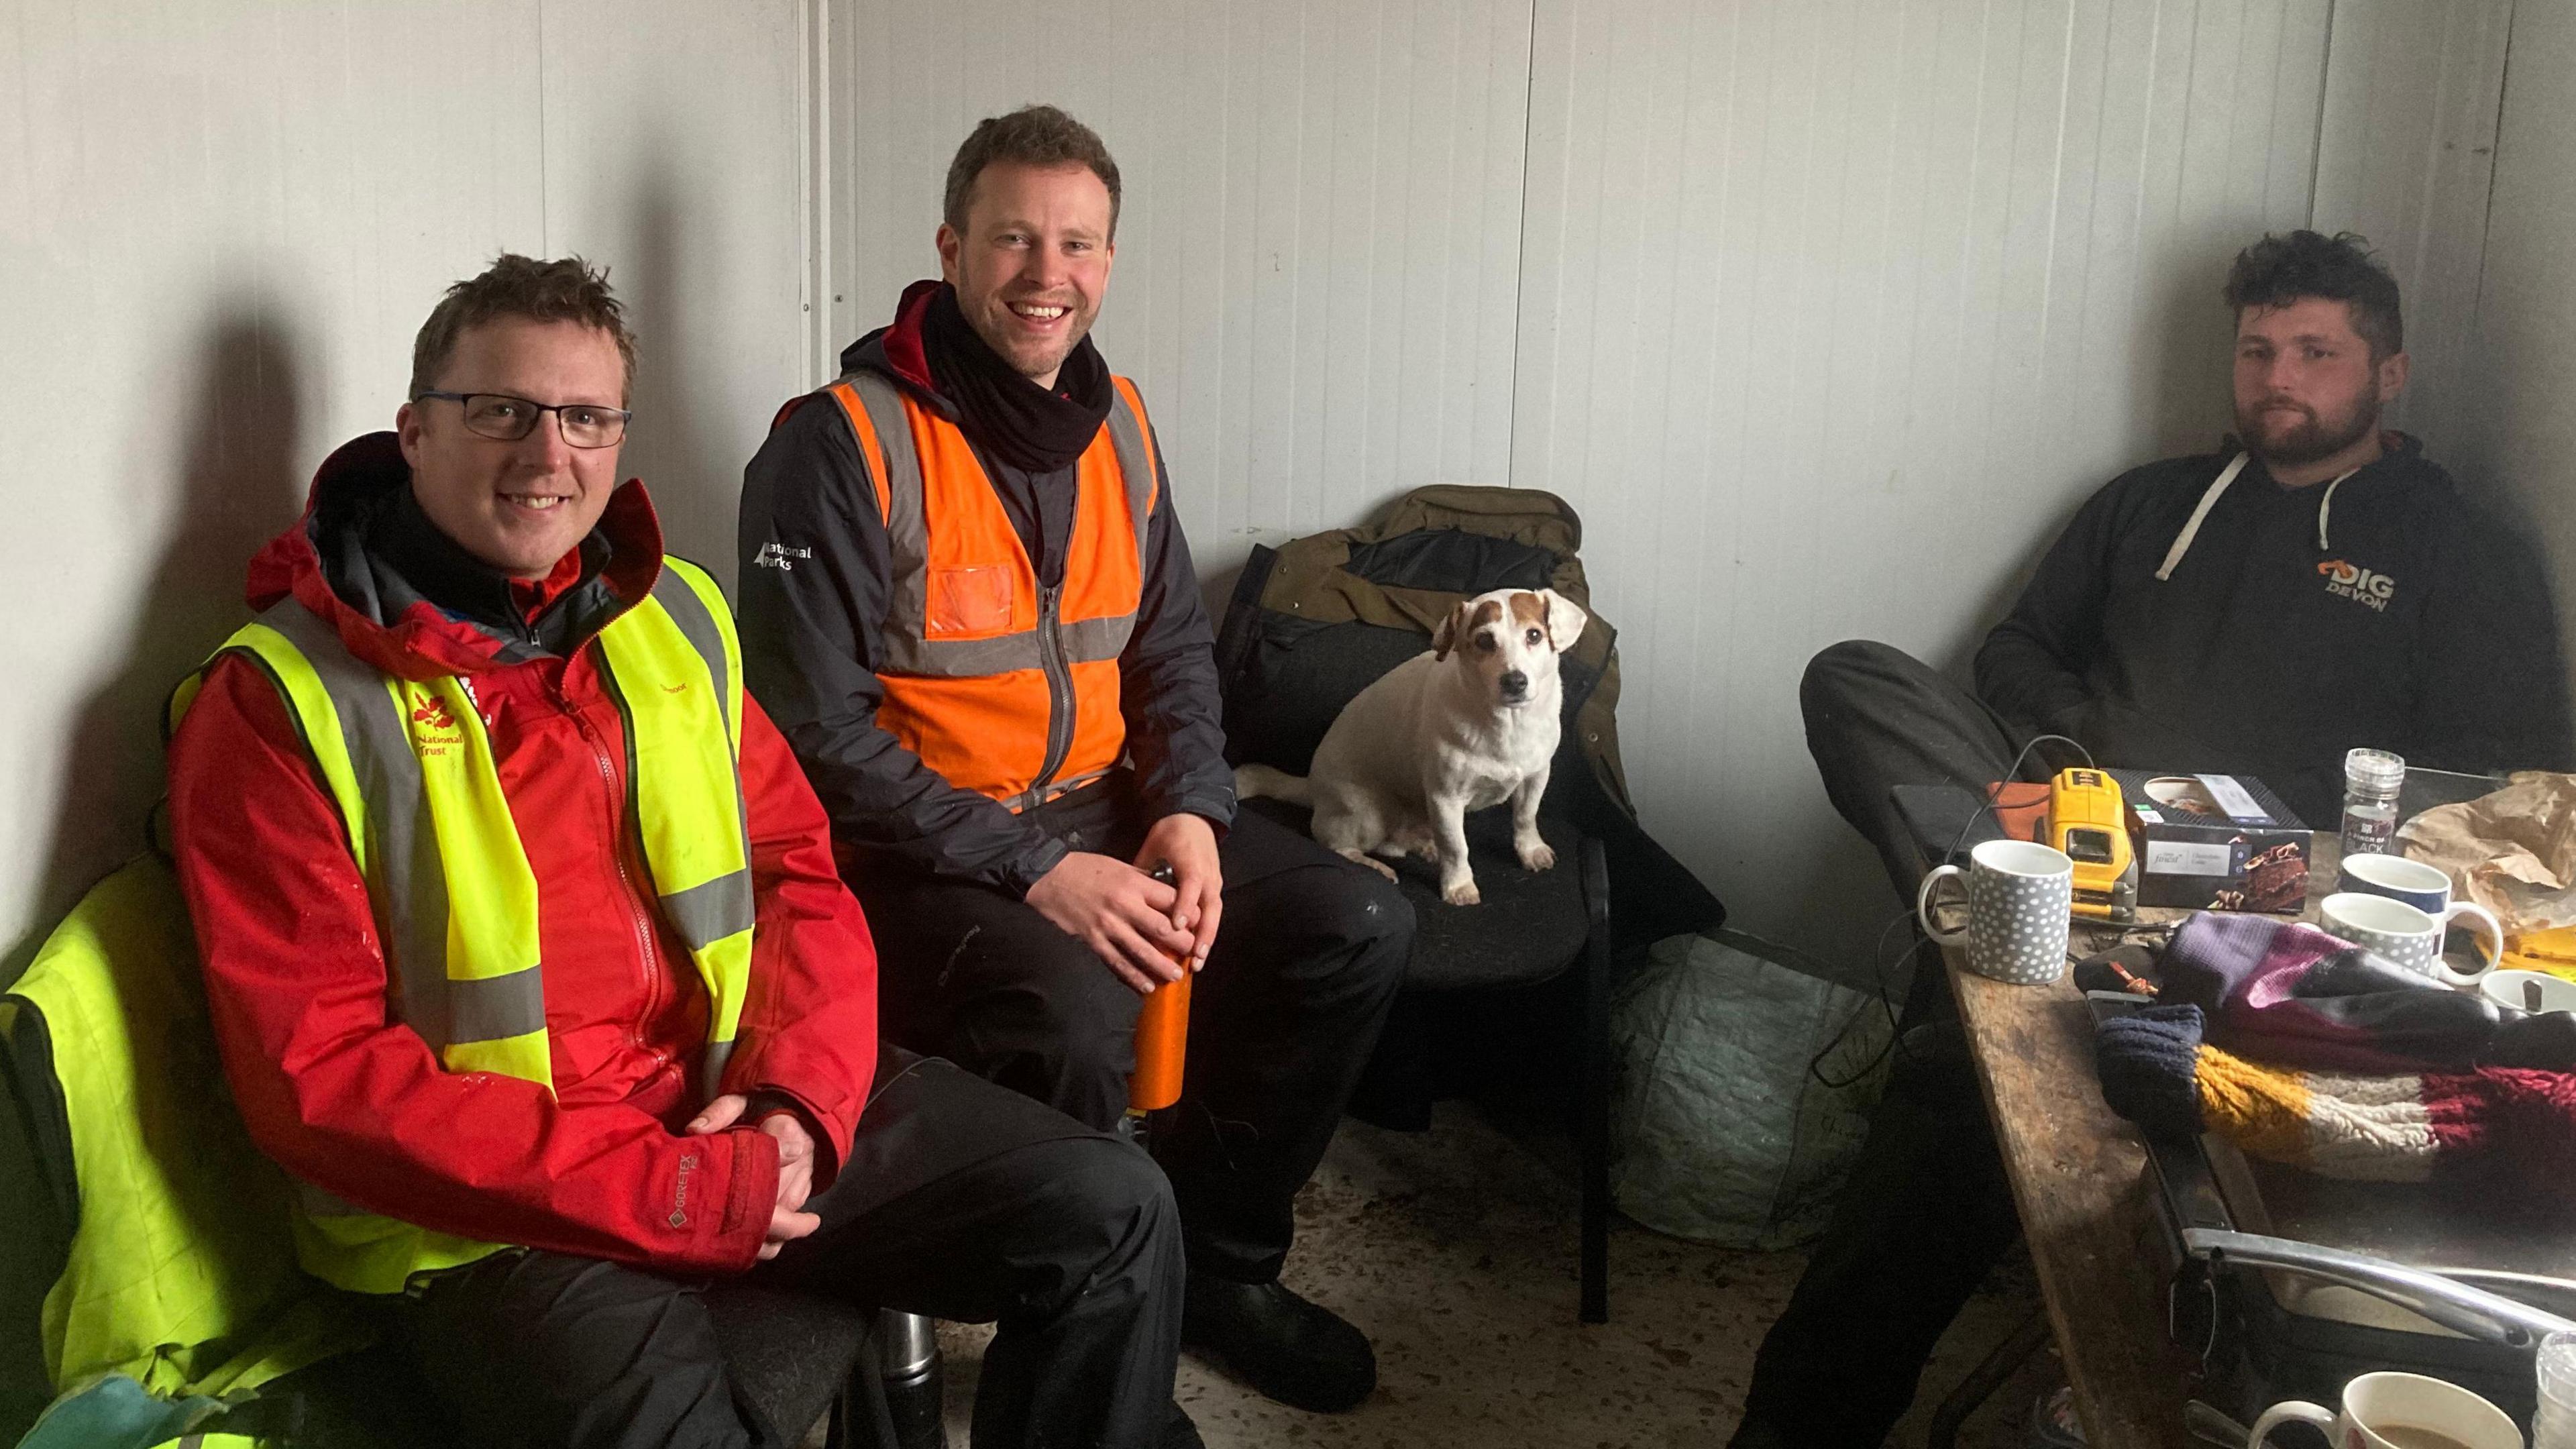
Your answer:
[165,254,1200,1448]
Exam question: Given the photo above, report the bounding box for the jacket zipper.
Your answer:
[1029,584,1076,804]
[564,686,664,1053]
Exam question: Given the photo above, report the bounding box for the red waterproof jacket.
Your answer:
[168,433,878,1278]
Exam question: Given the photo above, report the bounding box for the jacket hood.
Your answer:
[2216,429,2430,476]
[247,431,667,681]
[2157,431,2443,582]
[835,280,957,416]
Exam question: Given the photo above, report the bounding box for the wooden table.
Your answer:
[1942,836,2345,1448]
[1945,945,2195,1446]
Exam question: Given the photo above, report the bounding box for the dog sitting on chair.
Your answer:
[1237,587,1585,905]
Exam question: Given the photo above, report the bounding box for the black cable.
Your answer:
[1935,731,2094,870]
[1805,731,2098,1092]
[1805,908,1926,1089]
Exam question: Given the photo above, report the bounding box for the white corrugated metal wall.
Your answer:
[823,0,2516,961]
[2451,1,2576,676]
[822,0,1536,573]
[2312,1,2514,462]
[0,1,811,953]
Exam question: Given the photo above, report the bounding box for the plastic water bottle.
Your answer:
[2536,1330,2576,1448]
[2339,748,2405,857]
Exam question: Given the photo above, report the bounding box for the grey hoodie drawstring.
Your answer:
[2156,451,2366,580]
[2155,452,2249,580]
[2315,467,2358,551]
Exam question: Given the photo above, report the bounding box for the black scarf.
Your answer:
[921,283,1111,474]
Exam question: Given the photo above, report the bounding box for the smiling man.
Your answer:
[1730,231,2574,1448]
[739,107,1409,1418]
[167,254,1195,1449]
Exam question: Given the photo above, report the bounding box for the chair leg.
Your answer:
[1578,836,1612,1326]
[1925,1305,2051,1449]
[845,1310,943,1449]
[879,1310,943,1449]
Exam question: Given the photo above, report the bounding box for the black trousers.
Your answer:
[1732,641,2037,1448]
[852,784,1412,1285]
[396,1049,1183,1449]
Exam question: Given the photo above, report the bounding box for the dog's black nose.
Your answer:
[1499,670,1529,698]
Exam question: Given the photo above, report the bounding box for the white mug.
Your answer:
[1916,839,2074,985]
[2247,1369,2520,1448]
[2482,968,2576,1016]
[2320,892,2506,990]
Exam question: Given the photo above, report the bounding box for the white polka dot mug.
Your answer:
[1914,839,2075,985]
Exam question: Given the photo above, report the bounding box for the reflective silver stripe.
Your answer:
[258,601,458,1052]
[1103,384,1159,563]
[1059,612,1136,665]
[879,614,1130,674]
[647,565,733,743]
[662,869,753,951]
[445,966,547,1044]
[699,1040,736,1102]
[885,628,1042,676]
[846,372,931,641]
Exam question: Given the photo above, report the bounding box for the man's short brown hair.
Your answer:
[943,105,1122,240]
[409,254,638,402]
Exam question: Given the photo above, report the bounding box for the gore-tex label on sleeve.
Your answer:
[2145,841,2235,877]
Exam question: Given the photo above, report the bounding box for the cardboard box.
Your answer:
[2106,770,2312,913]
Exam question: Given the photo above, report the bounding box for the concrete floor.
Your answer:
[922,1105,2058,1448]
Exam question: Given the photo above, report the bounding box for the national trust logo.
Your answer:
[2316,557,2395,612]
[406,691,465,756]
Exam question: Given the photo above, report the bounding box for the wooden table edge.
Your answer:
[1945,946,2196,1448]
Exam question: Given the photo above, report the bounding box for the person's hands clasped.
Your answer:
[688,1093,820,1261]
[1136,812,1223,968]
[1026,847,1199,995]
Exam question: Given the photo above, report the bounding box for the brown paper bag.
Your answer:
[2396,771,2576,934]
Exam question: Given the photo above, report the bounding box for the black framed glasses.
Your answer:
[414,391,632,448]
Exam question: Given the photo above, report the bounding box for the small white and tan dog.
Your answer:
[1238,587,1585,905]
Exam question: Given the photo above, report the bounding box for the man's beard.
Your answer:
[992,325,1081,380]
[2239,390,2379,468]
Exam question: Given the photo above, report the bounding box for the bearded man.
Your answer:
[1729,230,2573,1448]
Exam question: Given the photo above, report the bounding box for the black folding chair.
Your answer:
[1214,488,1722,1324]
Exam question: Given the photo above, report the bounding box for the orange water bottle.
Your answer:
[1124,862,1193,1131]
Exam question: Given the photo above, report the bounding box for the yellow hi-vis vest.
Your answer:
[7,854,360,1448]
[166,557,758,1295]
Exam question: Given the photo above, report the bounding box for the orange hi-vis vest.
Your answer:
[823,370,1164,811]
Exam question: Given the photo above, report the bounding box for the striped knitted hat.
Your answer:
[2098,1004,2576,1199]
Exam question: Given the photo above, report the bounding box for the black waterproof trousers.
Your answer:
[1731,641,2039,1448]
[396,1050,1183,1449]
[852,782,1413,1286]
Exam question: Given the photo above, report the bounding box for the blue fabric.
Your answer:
[15,1373,240,1449]
[2094,1004,2208,1139]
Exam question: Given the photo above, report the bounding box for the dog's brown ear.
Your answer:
[1432,601,1472,660]
[1538,588,1586,651]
